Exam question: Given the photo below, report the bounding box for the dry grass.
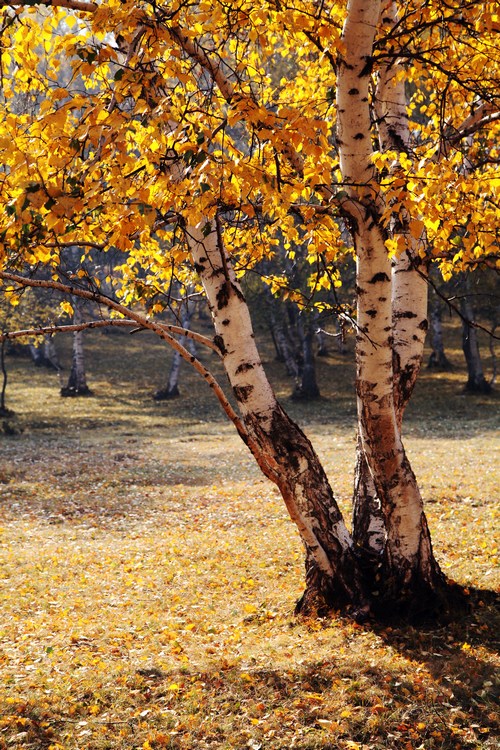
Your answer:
[0,322,498,749]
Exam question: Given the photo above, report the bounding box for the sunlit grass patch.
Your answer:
[0,325,498,748]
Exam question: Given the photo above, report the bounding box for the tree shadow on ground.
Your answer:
[370,590,499,747]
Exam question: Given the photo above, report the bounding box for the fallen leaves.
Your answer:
[0,330,498,748]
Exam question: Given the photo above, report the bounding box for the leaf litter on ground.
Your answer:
[0,326,498,749]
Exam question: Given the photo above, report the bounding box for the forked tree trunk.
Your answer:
[186,222,368,615]
[338,0,445,614]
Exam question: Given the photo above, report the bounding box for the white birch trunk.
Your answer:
[185,221,367,612]
[375,2,429,419]
[62,301,91,396]
[338,0,443,604]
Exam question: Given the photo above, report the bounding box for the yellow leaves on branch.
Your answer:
[0,0,498,296]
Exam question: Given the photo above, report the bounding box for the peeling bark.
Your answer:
[186,222,367,614]
[338,0,446,613]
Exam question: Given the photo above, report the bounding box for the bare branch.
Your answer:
[0,318,221,353]
[0,0,97,11]
[438,101,500,159]
[0,270,249,440]
[419,268,500,341]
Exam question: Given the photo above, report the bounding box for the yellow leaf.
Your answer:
[410,219,425,240]
[60,301,74,317]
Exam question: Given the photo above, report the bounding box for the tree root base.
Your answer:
[294,577,470,626]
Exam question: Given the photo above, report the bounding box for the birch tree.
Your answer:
[0,0,498,619]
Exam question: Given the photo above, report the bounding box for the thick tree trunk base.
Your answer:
[153,386,180,400]
[294,559,371,622]
[294,550,468,625]
[370,569,468,624]
[60,386,93,397]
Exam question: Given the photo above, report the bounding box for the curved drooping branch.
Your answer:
[0,270,251,446]
[0,0,97,11]
[0,318,221,353]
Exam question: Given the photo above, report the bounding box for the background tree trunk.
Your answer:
[461,289,491,394]
[428,290,453,371]
[154,305,194,401]
[61,301,91,397]
[292,315,320,400]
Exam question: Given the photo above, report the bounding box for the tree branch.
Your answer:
[0,271,249,439]
[166,24,306,180]
[438,101,500,158]
[0,318,222,353]
[0,0,97,11]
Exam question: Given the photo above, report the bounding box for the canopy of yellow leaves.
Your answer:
[0,0,498,302]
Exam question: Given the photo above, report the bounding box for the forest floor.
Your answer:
[0,320,498,749]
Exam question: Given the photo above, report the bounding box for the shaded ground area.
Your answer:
[0,327,498,749]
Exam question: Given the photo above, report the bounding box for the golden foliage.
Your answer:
[0,0,498,306]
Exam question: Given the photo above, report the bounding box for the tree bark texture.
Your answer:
[337,0,445,610]
[186,222,367,613]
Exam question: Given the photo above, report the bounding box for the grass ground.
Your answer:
[0,320,498,749]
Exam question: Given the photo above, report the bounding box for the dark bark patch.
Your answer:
[418,319,429,331]
[216,282,231,309]
[235,362,254,375]
[348,88,359,95]
[354,132,365,140]
[194,262,205,274]
[366,309,377,318]
[233,384,254,403]
[213,335,226,354]
[221,319,230,326]
[394,310,417,319]
[378,297,387,302]
[359,56,373,77]
[369,272,390,284]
